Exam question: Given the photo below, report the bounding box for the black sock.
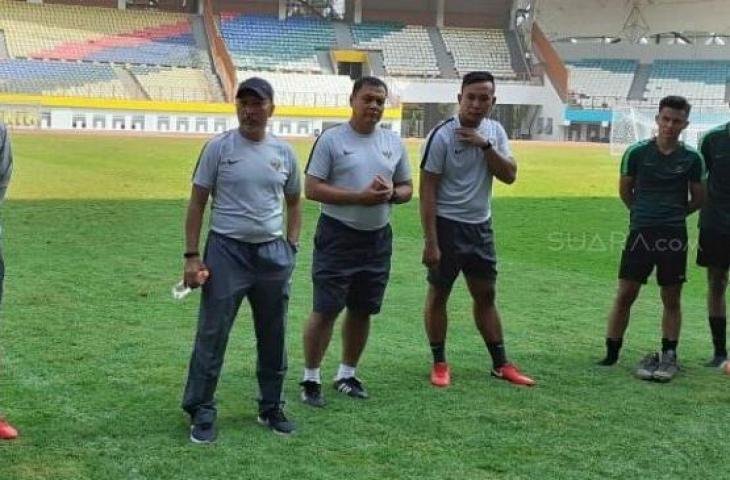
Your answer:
[597,337,622,366]
[709,316,727,357]
[486,342,507,369]
[662,338,678,353]
[430,342,446,364]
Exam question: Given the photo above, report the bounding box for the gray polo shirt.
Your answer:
[0,123,12,203]
[305,123,411,231]
[420,115,511,224]
[0,123,12,238]
[193,129,301,243]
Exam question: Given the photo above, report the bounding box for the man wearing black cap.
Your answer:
[181,77,302,441]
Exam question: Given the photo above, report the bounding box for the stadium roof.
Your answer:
[537,0,730,38]
[359,0,510,16]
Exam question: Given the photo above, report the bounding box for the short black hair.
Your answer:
[659,95,691,116]
[461,71,495,91]
[352,76,388,96]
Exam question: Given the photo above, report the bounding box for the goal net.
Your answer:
[610,105,729,156]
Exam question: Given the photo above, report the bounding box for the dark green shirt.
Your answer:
[699,122,730,234]
[620,139,704,230]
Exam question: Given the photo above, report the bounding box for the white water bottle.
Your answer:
[171,280,192,300]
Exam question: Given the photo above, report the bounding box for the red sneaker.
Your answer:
[430,362,451,387]
[0,419,18,440]
[491,363,536,386]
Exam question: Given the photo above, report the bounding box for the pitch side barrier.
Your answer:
[0,94,403,136]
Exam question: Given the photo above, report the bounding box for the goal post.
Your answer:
[610,105,730,156]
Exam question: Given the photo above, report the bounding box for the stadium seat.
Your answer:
[220,14,335,73]
[0,0,204,68]
[351,22,440,77]
[566,59,638,108]
[644,60,730,104]
[0,58,130,98]
[235,71,353,107]
[440,27,517,79]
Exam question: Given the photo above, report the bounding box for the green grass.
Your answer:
[1,133,729,479]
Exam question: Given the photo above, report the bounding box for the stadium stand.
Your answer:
[566,59,638,107]
[440,28,516,78]
[0,0,202,67]
[0,58,131,98]
[128,65,218,102]
[351,22,439,77]
[235,71,352,106]
[644,60,730,103]
[220,14,335,72]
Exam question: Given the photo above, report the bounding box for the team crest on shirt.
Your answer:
[382,150,393,159]
[269,158,285,173]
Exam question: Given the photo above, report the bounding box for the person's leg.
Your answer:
[181,289,244,429]
[464,275,534,385]
[0,250,17,441]
[652,229,688,382]
[697,229,729,366]
[652,283,683,382]
[424,284,452,362]
[340,308,370,370]
[706,267,728,363]
[599,279,642,365]
[334,225,392,397]
[303,215,350,383]
[181,234,247,431]
[248,239,294,414]
[465,276,502,344]
[602,229,652,366]
[660,283,683,348]
[249,239,297,434]
[424,217,459,369]
[303,311,339,370]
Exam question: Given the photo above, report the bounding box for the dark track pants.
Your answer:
[182,232,295,425]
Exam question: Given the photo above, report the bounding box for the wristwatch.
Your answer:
[480,141,493,151]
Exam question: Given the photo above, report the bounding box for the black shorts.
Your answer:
[312,214,392,315]
[618,227,688,286]
[427,216,497,289]
[697,228,730,270]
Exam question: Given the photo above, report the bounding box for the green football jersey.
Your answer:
[620,139,705,229]
[698,122,730,234]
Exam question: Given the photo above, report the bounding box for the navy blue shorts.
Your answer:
[619,227,688,286]
[311,215,392,315]
[697,228,730,271]
[427,216,498,289]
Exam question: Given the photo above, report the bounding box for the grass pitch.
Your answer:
[1,133,728,480]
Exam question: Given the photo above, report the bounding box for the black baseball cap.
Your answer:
[236,77,274,101]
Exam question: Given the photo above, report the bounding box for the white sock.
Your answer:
[303,368,321,384]
[335,363,356,380]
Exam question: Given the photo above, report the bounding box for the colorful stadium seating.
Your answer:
[0,0,202,67]
[0,59,130,98]
[220,14,335,73]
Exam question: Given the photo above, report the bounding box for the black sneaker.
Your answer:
[333,377,368,399]
[190,422,216,444]
[704,354,727,368]
[257,408,296,436]
[300,380,326,408]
